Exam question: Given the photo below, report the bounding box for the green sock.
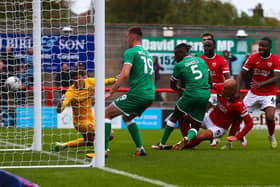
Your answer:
[127,123,143,147]
[160,126,174,145]
[186,128,197,141]
[105,122,111,150]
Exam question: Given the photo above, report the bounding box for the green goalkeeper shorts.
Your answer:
[113,93,154,116]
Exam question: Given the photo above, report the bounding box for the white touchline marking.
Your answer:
[101,167,179,187]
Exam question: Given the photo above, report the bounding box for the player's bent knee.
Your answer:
[75,123,95,133]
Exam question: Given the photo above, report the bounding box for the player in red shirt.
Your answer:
[172,79,253,150]
[200,39,237,146]
[236,37,280,149]
[200,39,230,85]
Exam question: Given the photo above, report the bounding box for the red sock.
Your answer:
[267,121,275,136]
[184,137,201,149]
[178,116,190,137]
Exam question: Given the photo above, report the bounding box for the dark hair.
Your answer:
[261,37,272,47]
[128,27,143,37]
[203,38,216,46]
[201,33,214,39]
[210,39,216,46]
[175,43,191,52]
[70,69,86,79]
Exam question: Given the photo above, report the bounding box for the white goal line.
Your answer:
[0,139,92,169]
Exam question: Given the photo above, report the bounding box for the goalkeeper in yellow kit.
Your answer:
[51,69,116,152]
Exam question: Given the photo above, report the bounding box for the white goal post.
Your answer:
[0,0,105,168]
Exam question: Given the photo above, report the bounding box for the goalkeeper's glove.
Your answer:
[56,95,65,113]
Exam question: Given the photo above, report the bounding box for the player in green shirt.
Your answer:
[103,27,155,157]
[152,43,210,150]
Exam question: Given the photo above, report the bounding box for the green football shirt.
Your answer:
[123,45,155,99]
[172,56,210,94]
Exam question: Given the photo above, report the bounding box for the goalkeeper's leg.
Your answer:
[86,130,115,158]
[51,123,95,152]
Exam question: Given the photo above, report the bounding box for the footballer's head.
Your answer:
[127,27,142,47]
[223,79,237,98]
[201,33,214,45]
[71,68,86,88]
[203,39,216,58]
[259,37,272,58]
[174,43,191,62]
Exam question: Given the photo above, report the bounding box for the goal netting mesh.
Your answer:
[0,0,97,168]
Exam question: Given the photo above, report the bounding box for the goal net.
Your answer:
[0,0,101,168]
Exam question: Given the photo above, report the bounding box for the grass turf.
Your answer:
[4,129,280,186]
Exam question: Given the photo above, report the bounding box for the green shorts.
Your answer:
[176,92,210,122]
[113,94,154,116]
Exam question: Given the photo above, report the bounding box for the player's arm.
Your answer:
[236,55,253,97]
[170,76,178,90]
[229,54,237,62]
[235,69,248,98]
[223,72,231,80]
[170,75,185,94]
[221,58,231,80]
[208,70,213,88]
[251,71,280,89]
[56,90,72,113]
[170,63,185,93]
[87,77,116,88]
[227,114,253,141]
[106,64,131,98]
[104,77,116,86]
[227,119,241,136]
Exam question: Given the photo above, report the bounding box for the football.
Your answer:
[5,76,22,91]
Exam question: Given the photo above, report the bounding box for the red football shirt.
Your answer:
[209,84,249,130]
[243,53,280,95]
[200,54,229,83]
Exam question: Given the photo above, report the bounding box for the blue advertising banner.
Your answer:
[16,106,57,128]
[0,33,94,72]
[11,107,280,129]
[121,108,162,129]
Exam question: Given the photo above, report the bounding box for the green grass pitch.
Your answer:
[4,129,280,186]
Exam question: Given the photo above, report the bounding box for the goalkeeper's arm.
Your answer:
[56,95,67,113]
[56,101,63,113]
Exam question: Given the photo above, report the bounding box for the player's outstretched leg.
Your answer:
[151,120,176,150]
[151,143,172,150]
[50,138,86,152]
[126,121,147,156]
[50,142,66,152]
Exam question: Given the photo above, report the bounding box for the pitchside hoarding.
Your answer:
[142,37,276,75]
[15,107,280,130]
[0,33,94,72]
